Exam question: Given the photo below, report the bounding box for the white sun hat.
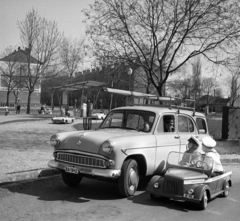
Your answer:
[202,136,216,149]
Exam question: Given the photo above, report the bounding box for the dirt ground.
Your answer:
[0,120,77,174]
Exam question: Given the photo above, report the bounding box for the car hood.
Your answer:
[55,129,153,154]
[165,168,208,180]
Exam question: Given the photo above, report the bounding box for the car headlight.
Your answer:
[154,182,159,188]
[50,135,60,147]
[101,140,114,154]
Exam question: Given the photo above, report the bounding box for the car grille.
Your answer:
[56,152,106,168]
[164,179,181,195]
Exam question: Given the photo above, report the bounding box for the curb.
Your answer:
[0,168,61,185]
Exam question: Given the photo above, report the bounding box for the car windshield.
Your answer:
[167,151,214,170]
[100,110,155,132]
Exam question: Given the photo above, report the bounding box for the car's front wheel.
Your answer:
[62,171,82,187]
[118,159,139,197]
[199,191,208,210]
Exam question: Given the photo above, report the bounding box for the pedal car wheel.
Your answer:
[199,191,208,210]
[62,171,82,187]
[222,181,230,197]
[118,159,139,197]
[65,120,68,124]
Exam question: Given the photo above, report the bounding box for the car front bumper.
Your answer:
[48,160,121,179]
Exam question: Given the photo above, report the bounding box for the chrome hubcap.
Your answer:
[225,183,229,195]
[129,168,138,191]
[203,192,208,207]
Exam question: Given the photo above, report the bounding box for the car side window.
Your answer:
[157,115,175,133]
[178,116,194,133]
[196,118,207,134]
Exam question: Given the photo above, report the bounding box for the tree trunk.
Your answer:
[6,91,10,106]
[26,91,33,114]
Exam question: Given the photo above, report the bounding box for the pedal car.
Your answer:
[146,151,232,210]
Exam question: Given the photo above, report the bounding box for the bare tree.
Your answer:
[0,46,22,106]
[60,37,85,83]
[17,8,62,114]
[84,0,240,96]
[225,56,240,106]
[191,56,202,101]
[201,77,216,105]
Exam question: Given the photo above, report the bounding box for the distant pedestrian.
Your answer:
[16,103,21,114]
[5,106,9,116]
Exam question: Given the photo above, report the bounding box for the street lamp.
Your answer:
[127,67,133,91]
[127,67,133,105]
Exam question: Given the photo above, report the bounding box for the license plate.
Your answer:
[184,194,194,199]
[65,167,78,174]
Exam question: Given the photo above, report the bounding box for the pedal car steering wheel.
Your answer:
[195,161,208,169]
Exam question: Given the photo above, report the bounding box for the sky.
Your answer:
[0,0,230,97]
[0,0,94,53]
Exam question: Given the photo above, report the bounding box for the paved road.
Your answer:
[0,165,239,221]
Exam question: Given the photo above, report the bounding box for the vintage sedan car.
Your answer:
[52,115,75,124]
[48,104,211,197]
[146,151,232,210]
[91,111,106,120]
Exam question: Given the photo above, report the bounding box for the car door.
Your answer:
[177,114,200,152]
[154,113,181,174]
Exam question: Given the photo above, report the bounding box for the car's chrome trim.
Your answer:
[56,152,106,168]
[48,160,121,178]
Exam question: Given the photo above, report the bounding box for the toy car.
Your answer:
[146,151,232,210]
[91,111,106,120]
[52,115,75,124]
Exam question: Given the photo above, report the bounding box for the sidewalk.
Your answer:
[0,113,239,186]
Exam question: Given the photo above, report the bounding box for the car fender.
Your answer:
[222,176,232,190]
[194,184,210,200]
[146,175,162,192]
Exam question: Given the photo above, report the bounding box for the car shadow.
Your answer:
[1,176,123,203]
[128,191,202,212]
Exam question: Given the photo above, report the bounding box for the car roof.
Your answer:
[111,105,205,118]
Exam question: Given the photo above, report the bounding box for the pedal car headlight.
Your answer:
[101,140,114,154]
[154,182,159,189]
[50,135,60,147]
[188,189,194,195]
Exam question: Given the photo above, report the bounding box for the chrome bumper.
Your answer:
[48,160,121,178]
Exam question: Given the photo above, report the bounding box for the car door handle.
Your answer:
[174,136,180,139]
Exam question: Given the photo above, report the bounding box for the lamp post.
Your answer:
[127,67,133,105]
[127,67,133,91]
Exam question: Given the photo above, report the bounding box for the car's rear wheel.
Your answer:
[199,191,208,210]
[118,159,139,197]
[222,181,230,197]
[62,171,82,187]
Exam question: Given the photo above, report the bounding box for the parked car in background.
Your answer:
[48,99,211,197]
[146,151,232,210]
[91,111,106,120]
[52,115,75,124]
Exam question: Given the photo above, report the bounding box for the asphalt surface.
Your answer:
[0,112,239,185]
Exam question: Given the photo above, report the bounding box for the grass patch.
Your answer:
[215,140,240,155]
